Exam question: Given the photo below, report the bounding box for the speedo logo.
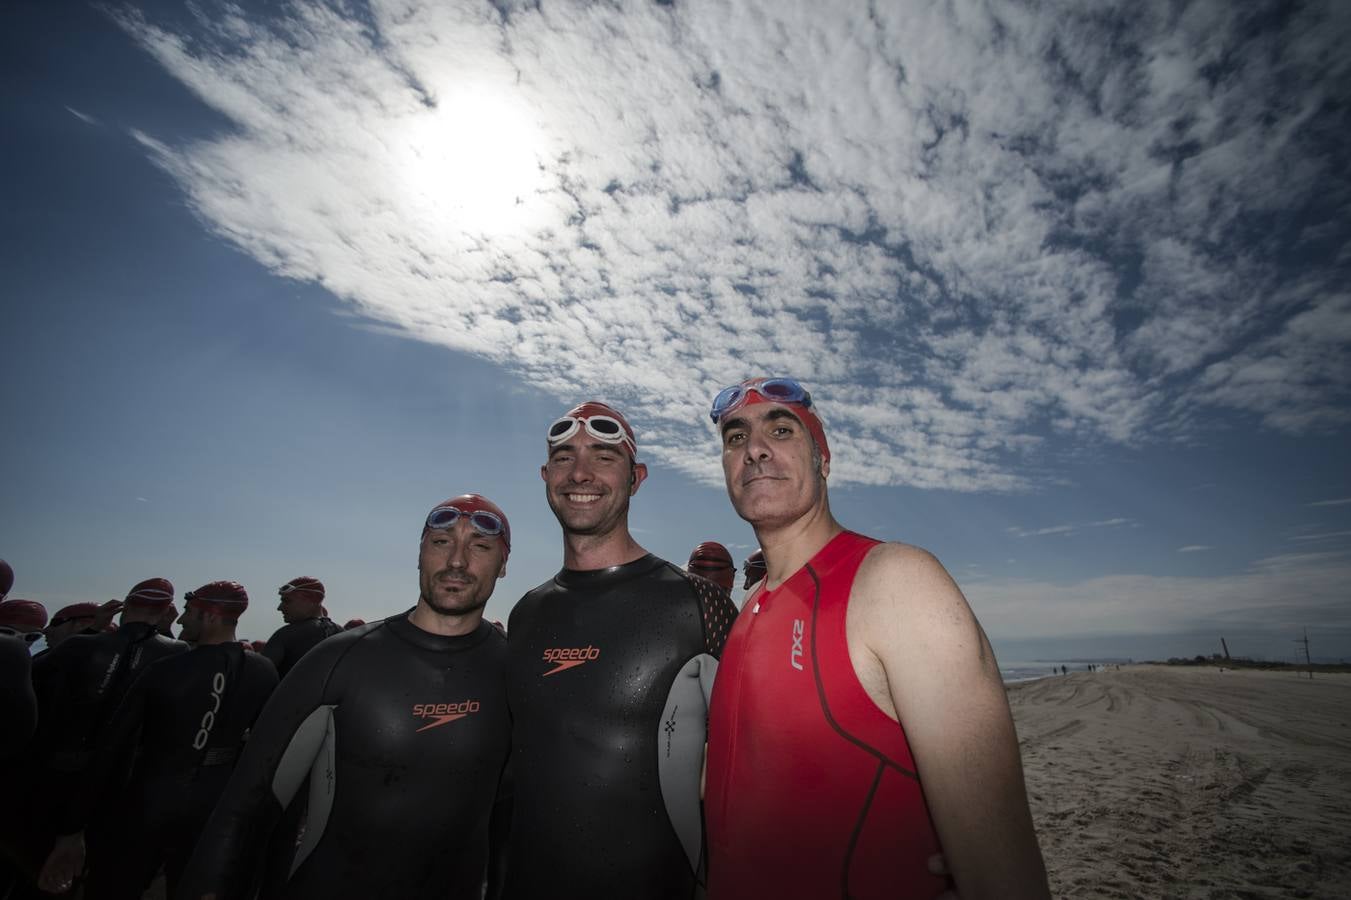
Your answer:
[412,699,480,732]
[542,645,600,676]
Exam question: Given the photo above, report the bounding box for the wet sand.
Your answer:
[1008,665,1351,899]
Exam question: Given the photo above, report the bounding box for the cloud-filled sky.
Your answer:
[3,0,1349,661]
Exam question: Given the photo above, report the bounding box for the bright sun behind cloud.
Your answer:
[398,87,553,238]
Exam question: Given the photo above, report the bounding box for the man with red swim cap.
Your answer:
[504,401,738,899]
[9,580,188,894]
[263,575,341,679]
[180,493,513,900]
[741,548,766,591]
[703,377,1049,900]
[39,581,279,898]
[686,541,736,592]
[0,595,43,760]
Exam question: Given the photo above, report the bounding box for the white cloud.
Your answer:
[111,0,1351,489]
[1008,517,1133,538]
[1177,545,1212,553]
[1307,498,1351,507]
[65,105,100,126]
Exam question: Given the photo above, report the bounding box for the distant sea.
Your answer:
[999,659,1132,684]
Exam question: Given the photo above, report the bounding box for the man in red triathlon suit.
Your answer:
[686,541,736,591]
[703,377,1049,900]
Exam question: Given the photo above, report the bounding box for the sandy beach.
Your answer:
[1009,665,1351,899]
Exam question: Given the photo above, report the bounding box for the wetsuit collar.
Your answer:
[553,553,666,590]
[386,610,496,652]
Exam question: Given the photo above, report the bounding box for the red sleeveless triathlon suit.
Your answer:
[705,531,949,899]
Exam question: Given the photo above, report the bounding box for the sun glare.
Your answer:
[399,89,553,237]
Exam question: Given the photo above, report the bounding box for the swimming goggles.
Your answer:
[547,415,636,456]
[425,505,507,538]
[710,377,813,423]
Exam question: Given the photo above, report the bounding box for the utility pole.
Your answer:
[1295,629,1313,679]
[1220,637,1231,661]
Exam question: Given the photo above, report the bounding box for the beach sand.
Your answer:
[1008,665,1351,899]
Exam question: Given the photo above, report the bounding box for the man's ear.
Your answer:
[630,462,649,495]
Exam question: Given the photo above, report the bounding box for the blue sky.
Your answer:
[3,0,1349,661]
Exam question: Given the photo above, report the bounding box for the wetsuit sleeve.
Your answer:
[261,626,289,675]
[484,757,512,900]
[178,638,348,900]
[0,635,37,760]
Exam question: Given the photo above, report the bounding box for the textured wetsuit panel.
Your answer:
[262,617,342,680]
[504,555,737,900]
[705,532,947,900]
[180,613,511,900]
[81,644,278,898]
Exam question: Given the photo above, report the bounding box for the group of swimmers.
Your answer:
[0,377,1052,899]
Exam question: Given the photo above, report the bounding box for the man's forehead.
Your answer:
[722,403,806,431]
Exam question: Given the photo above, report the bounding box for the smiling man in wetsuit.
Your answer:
[703,377,1050,900]
[178,494,513,900]
[504,402,739,900]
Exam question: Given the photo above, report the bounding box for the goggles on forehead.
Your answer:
[278,583,318,597]
[547,415,635,455]
[710,377,812,423]
[689,559,734,571]
[425,505,507,538]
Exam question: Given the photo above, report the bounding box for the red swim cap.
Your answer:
[125,578,175,610]
[186,581,249,617]
[0,599,48,630]
[52,602,101,626]
[742,549,767,589]
[550,401,638,460]
[688,541,734,571]
[279,576,324,602]
[733,378,830,463]
[343,618,366,630]
[0,559,13,600]
[425,493,511,559]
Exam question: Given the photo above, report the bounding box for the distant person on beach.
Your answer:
[156,602,179,638]
[687,540,737,591]
[262,577,341,679]
[741,548,766,590]
[38,581,278,898]
[40,601,117,651]
[178,494,513,900]
[703,377,1050,900]
[504,401,738,899]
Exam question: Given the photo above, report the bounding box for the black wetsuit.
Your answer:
[179,612,512,900]
[76,642,279,898]
[0,634,36,760]
[2,624,187,888]
[504,555,738,899]
[262,616,342,680]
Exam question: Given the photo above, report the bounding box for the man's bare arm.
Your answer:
[851,544,1050,900]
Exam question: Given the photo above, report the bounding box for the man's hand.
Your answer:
[92,599,124,631]
[38,831,85,894]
